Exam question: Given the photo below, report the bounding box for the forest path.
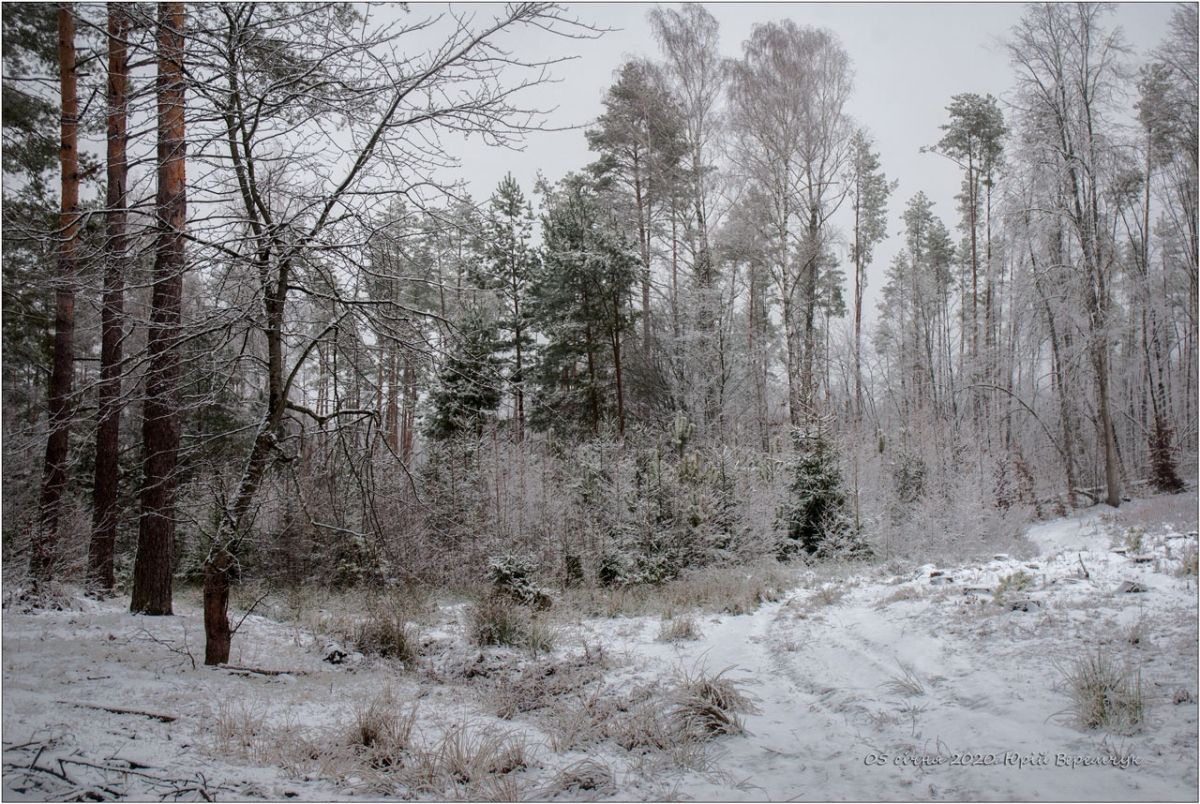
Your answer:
[639,502,1198,800]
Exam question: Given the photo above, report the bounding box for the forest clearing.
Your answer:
[3,494,1198,800]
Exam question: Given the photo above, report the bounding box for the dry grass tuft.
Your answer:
[670,664,757,738]
[657,612,702,642]
[882,661,926,697]
[875,586,921,608]
[542,758,616,797]
[486,651,604,720]
[348,691,418,768]
[210,699,271,760]
[1058,651,1144,733]
[400,724,530,797]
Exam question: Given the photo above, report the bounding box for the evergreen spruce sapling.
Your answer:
[777,427,866,559]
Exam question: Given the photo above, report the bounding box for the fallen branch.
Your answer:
[220,665,307,677]
[54,701,177,723]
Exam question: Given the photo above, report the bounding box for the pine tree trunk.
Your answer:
[33,3,81,582]
[131,2,186,615]
[89,4,130,593]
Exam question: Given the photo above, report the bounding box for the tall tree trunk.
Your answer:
[853,199,864,420]
[385,340,399,452]
[34,4,81,582]
[612,302,625,437]
[634,158,652,356]
[89,4,130,593]
[131,1,186,615]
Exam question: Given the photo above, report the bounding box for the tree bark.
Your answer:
[34,5,81,582]
[89,3,130,593]
[132,1,187,615]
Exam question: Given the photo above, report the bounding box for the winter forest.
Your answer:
[2,2,1198,801]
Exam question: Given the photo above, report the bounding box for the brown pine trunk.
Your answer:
[385,340,399,452]
[89,4,130,593]
[34,4,81,582]
[131,2,186,615]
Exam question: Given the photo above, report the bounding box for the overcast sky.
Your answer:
[413,2,1177,321]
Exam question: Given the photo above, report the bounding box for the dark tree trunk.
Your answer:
[203,548,233,664]
[89,4,130,593]
[34,4,81,582]
[131,2,186,615]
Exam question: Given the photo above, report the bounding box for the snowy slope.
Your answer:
[3,495,1197,801]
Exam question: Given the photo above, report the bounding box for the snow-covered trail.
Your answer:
[585,501,1198,801]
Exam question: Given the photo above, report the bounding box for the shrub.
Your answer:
[994,569,1033,601]
[1059,651,1144,733]
[524,616,558,655]
[487,553,551,609]
[352,615,420,664]
[596,551,627,588]
[467,594,530,648]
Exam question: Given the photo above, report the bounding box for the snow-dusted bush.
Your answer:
[486,552,552,609]
[467,594,531,647]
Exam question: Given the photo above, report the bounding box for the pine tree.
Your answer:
[531,174,638,436]
[426,311,503,440]
[473,174,538,441]
[846,129,895,417]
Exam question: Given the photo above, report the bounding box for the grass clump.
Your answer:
[349,692,418,768]
[402,724,529,797]
[467,593,557,655]
[1059,651,1144,733]
[670,664,757,739]
[1177,543,1198,577]
[658,612,701,642]
[543,758,616,797]
[882,661,926,697]
[875,586,921,608]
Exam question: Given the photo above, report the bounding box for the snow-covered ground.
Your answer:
[4,494,1197,801]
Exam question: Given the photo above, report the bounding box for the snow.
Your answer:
[4,494,1197,801]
